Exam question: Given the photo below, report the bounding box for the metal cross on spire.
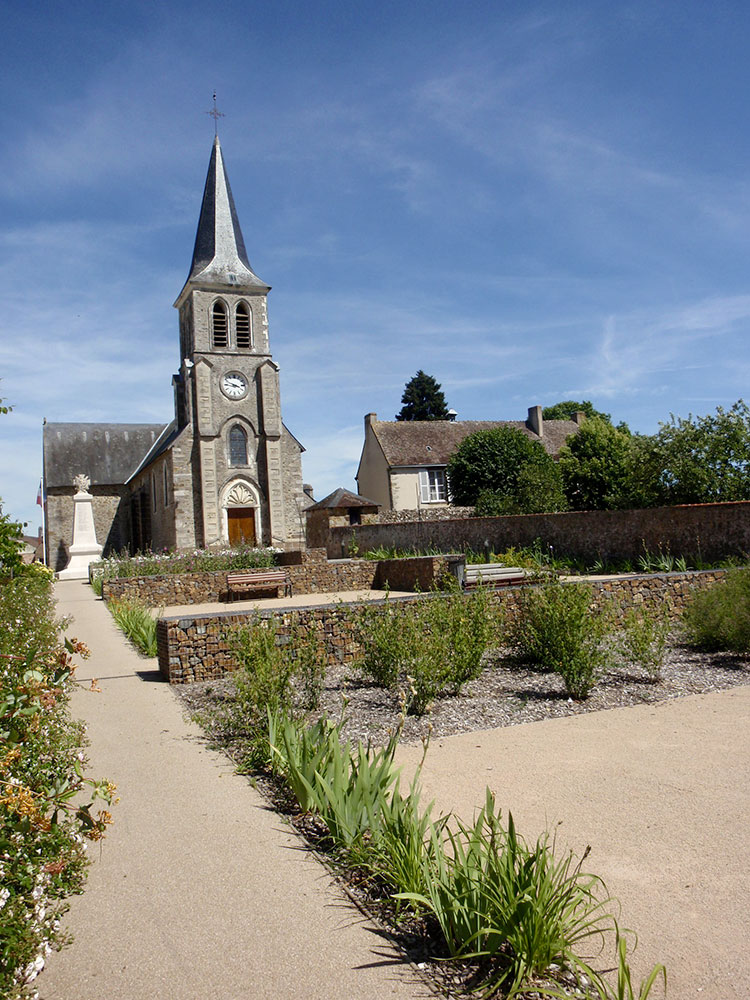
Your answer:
[206,92,225,136]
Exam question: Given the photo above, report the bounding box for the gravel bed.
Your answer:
[174,639,750,749]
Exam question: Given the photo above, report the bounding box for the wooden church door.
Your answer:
[227,507,256,546]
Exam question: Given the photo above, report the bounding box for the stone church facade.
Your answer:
[44,137,306,570]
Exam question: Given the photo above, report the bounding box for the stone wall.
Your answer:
[157,569,726,683]
[329,502,750,563]
[104,551,460,606]
[102,548,463,606]
[377,506,474,524]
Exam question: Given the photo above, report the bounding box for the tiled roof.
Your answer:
[43,423,168,489]
[371,418,579,467]
[308,487,379,510]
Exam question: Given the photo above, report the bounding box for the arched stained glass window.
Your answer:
[229,425,248,466]
[236,302,252,348]
[212,301,228,348]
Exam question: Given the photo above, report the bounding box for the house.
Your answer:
[305,488,379,549]
[355,406,583,512]
[43,136,307,571]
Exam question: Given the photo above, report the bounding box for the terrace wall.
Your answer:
[157,569,726,684]
[102,549,458,606]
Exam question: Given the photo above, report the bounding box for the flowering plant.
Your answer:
[0,576,116,998]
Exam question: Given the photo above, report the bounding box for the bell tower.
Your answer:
[173,136,303,549]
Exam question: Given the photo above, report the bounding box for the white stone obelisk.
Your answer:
[58,474,103,580]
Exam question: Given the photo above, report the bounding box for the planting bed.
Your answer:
[174,638,750,749]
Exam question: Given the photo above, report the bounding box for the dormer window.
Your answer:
[236,302,252,348]
[212,301,228,348]
[229,425,248,466]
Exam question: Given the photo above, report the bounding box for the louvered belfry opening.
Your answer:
[212,301,228,347]
[236,302,252,348]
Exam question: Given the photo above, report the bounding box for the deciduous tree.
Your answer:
[447,426,561,510]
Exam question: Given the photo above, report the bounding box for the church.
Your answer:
[43,137,307,571]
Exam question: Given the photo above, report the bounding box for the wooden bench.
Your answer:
[226,570,292,602]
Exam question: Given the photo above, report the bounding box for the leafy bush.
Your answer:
[509,581,612,698]
[108,597,159,657]
[91,543,278,581]
[230,617,328,744]
[682,567,750,652]
[618,607,670,681]
[0,576,115,998]
[351,590,497,714]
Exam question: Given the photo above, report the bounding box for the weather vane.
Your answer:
[206,92,225,136]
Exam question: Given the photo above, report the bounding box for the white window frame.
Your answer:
[418,468,447,503]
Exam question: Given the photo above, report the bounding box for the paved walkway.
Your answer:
[396,687,750,1000]
[39,582,425,1000]
[41,581,750,1000]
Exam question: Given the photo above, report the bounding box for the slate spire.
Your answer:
[185,136,268,290]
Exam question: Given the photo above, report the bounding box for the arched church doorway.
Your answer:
[221,480,262,548]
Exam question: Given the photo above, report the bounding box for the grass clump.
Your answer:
[261,708,665,999]
[682,566,750,653]
[108,597,159,657]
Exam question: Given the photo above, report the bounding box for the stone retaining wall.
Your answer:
[102,549,460,606]
[157,569,726,684]
[329,501,750,563]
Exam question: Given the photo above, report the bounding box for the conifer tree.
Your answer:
[395,371,450,421]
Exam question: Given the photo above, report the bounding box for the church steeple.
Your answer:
[183,136,269,293]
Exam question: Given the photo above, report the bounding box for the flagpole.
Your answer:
[40,419,47,566]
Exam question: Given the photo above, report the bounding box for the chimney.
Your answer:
[364,412,377,430]
[574,411,587,426]
[527,405,544,438]
[302,484,315,501]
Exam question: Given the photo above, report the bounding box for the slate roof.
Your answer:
[369,418,579,468]
[43,423,168,489]
[308,487,379,511]
[178,136,269,300]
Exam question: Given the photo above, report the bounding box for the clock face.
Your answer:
[221,372,248,399]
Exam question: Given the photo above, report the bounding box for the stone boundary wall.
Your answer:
[329,501,750,563]
[157,569,725,684]
[102,550,458,606]
[377,506,474,524]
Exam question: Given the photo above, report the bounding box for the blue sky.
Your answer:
[2,1,750,533]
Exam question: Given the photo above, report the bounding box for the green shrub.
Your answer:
[509,581,611,698]
[108,597,159,657]
[682,567,750,653]
[291,624,327,711]
[231,619,298,728]
[619,607,670,681]
[352,598,415,689]
[352,591,497,715]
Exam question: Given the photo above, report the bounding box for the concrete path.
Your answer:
[41,581,750,999]
[161,588,413,619]
[396,687,750,1000]
[39,581,425,1000]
